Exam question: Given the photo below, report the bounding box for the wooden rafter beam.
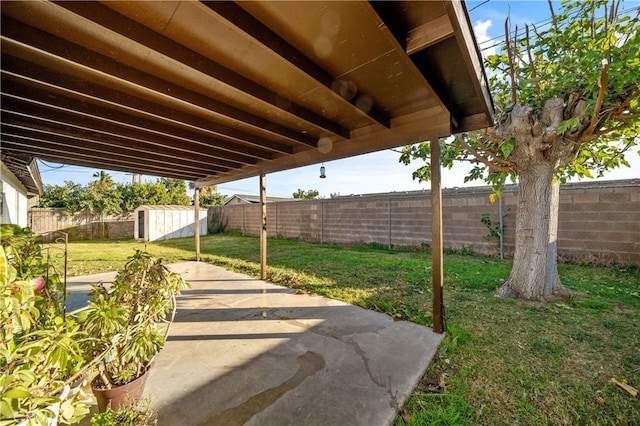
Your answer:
[1,124,237,171]
[1,70,296,156]
[205,1,390,129]
[56,1,349,140]
[196,106,450,187]
[406,15,454,55]
[1,91,272,163]
[1,141,209,181]
[0,12,320,147]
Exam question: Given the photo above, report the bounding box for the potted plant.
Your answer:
[77,250,188,412]
[0,225,90,425]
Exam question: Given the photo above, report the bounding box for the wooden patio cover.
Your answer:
[1,0,492,188]
[1,0,494,332]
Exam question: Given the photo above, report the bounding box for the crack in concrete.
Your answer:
[388,382,400,411]
[202,351,325,426]
[344,337,386,389]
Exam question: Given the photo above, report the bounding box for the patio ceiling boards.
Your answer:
[0,0,493,189]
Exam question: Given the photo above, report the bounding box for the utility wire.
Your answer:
[476,4,639,52]
[469,0,491,13]
[37,159,66,171]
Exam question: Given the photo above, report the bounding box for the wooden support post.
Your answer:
[430,137,444,334]
[194,187,201,262]
[260,174,267,280]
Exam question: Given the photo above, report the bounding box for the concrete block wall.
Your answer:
[557,182,639,262]
[209,179,639,264]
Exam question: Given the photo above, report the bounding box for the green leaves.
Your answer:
[292,189,321,199]
[1,229,90,425]
[499,139,515,158]
[39,181,83,216]
[400,0,639,191]
[41,174,203,215]
[78,249,188,388]
[557,117,580,135]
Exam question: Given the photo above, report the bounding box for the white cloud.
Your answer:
[473,19,496,57]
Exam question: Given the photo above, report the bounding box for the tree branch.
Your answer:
[593,121,638,137]
[472,138,516,168]
[547,0,557,30]
[504,17,517,104]
[612,113,640,120]
[611,88,639,118]
[464,130,512,166]
[456,134,513,172]
[481,128,505,143]
[599,138,636,170]
[585,59,609,136]
[525,24,536,80]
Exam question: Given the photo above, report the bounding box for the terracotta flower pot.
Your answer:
[91,369,149,412]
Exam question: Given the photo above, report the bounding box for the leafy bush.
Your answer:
[0,225,89,425]
[90,399,156,426]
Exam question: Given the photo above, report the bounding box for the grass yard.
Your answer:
[55,233,640,425]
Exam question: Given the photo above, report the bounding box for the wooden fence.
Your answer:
[28,209,134,242]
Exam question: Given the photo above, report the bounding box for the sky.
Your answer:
[36,1,639,198]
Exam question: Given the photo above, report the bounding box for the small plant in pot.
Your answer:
[77,250,188,412]
[90,399,157,426]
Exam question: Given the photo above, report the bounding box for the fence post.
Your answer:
[242,204,246,235]
[320,199,324,245]
[388,196,392,249]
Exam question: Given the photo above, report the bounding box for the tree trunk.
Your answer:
[497,163,570,302]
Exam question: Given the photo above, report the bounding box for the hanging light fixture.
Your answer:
[319,163,326,179]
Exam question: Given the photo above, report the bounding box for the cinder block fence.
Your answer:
[210,179,639,264]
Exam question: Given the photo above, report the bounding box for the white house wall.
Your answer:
[1,162,29,227]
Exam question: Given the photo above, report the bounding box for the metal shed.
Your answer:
[134,205,207,242]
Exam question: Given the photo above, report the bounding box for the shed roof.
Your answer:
[1,1,493,187]
[135,205,199,212]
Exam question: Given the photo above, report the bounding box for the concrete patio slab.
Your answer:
[73,261,443,425]
[65,270,117,313]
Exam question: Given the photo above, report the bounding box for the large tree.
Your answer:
[401,0,639,303]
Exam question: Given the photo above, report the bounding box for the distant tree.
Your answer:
[159,178,190,205]
[292,189,320,200]
[330,192,341,198]
[81,171,122,238]
[38,181,83,216]
[39,175,194,216]
[117,181,174,212]
[400,0,639,303]
[81,171,122,216]
[198,185,227,206]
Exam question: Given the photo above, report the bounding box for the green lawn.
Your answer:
[55,233,640,425]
